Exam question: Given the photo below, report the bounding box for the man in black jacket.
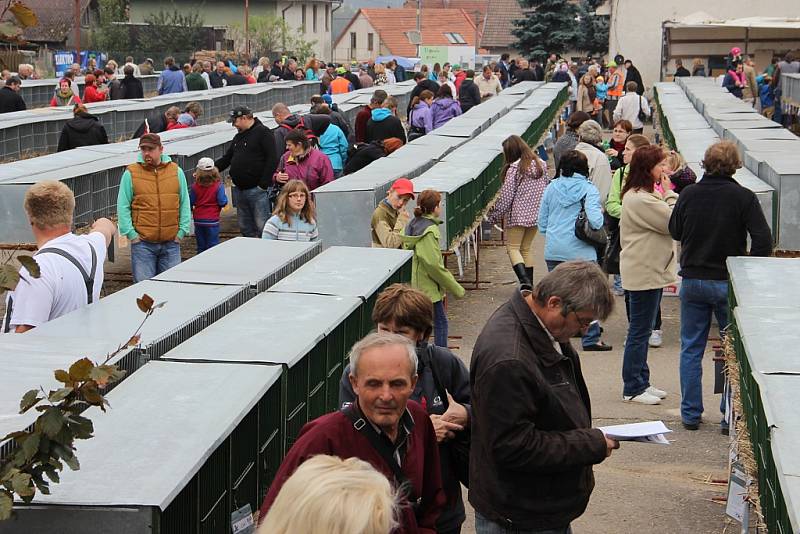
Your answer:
[215,106,278,237]
[0,76,25,113]
[669,141,772,432]
[623,60,645,95]
[365,104,406,145]
[470,261,618,533]
[209,61,228,89]
[458,70,481,112]
[57,105,109,152]
[339,283,471,534]
[512,59,537,84]
[119,65,144,99]
[407,72,439,118]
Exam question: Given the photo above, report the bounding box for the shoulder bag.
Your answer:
[574,195,608,248]
[424,345,470,488]
[637,95,648,123]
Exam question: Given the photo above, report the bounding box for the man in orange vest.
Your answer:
[328,67,354,95]
[603,61,625,129]
[117,133,191,282]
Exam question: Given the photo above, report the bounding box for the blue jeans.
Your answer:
[433,300,448,348]
[622,288,662,397]
[131,240,181,283]
[233,186,270,237]
[546,260,601,347]
[476,512,572,534]
[194,224,220,253]
[679,279,729,425]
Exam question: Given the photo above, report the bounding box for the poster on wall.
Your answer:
[53,51,108,77]
[420,46,448,69]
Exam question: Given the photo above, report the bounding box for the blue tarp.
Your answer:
[375,56,419,69]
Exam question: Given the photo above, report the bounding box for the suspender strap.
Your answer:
[341,405,419,505]
[36,244,97,304]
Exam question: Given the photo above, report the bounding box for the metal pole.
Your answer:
[474,9,480,68]
[245,0,250,58]
[416,0,421,58]
[74,0,81,59]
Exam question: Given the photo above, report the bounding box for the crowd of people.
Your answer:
[1,46,782,534]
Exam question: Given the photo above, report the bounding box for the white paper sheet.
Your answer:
[599,420,672,444]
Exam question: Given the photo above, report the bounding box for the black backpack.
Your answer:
[280,117,319,147]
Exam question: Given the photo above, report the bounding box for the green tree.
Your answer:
[141,3,205,54]
[231,15,317,62]
[91,0,131,54]
[575,0,609,56]
[512,0,578,60]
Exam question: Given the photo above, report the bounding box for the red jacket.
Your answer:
[190,181,227,225]
[354,105,372,143]
[82,84,107,103]
[454,71,467,93]
[259,400,445,533]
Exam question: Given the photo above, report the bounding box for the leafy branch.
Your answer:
[0,291,166,521]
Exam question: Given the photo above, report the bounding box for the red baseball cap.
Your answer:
[390,178,415,199]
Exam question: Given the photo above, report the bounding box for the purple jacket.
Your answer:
[410,102,433,133]
[275,148,334,191]
[430,97,462,129]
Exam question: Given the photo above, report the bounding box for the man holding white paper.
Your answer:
[470,262,619,534]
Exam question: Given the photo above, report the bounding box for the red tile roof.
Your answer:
[340,8,479,58]
[402,0,523,49]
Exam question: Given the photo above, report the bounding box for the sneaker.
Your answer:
[622,392,661,405]
[648,330,663,348]
[612,287,625,297]
[646,386,667,399]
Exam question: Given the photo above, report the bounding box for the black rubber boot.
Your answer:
[525,266,534,286]
[512,263,532,291]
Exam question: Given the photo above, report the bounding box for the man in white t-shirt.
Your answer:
[3,181,115,333]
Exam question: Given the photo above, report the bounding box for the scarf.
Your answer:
[54,88,74,106]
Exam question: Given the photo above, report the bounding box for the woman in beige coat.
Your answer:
[619,145,677,406]
[576,74,596,117]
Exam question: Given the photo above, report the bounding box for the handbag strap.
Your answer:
[422,345,449,411]
[342,404,418,503]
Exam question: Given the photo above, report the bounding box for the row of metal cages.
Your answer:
[313,82,567,249]
[726,256,800,534]
[19,76,161,109]
[782,73,800,111]
[0,80,320,161]
[0,242,414,534]
[412,84,569,249]
[652,82,790,248]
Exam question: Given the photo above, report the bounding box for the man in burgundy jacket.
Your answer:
[259,332,445,533]
[355,89,388,143]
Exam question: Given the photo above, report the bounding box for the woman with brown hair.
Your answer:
[486,135,548,290]
[576,73,596,118]
[305,58,320,81]
[619,144,677,405]
[402,189,465,347]
[261,179,319,241]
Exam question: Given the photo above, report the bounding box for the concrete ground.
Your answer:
[447,231,735,534]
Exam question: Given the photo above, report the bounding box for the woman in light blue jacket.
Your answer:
[318,122,348,178]
[538,149,611,351]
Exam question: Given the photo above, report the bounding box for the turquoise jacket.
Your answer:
[319,123,348,171]
[402,215,465,303]
[117,153,191,241]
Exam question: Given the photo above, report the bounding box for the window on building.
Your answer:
[367,32,374,51]
[301,4,307,31]
[313,5,318,32]
[350,32,357,51]
[444,32,466,44]
[325,4,330,31]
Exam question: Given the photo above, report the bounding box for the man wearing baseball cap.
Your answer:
[117,133,191,282]
[371,178,415,248]
[328,66,354,95]
[215,105,278,237]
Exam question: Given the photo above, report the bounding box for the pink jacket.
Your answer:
[275,147,334,191]
[487,159,548,227]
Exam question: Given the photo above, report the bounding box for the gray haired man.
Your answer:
[470,261,619,534]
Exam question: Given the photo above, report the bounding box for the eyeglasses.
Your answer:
[570,310,594,329]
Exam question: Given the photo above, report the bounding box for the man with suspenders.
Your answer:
[3,181,115,333]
